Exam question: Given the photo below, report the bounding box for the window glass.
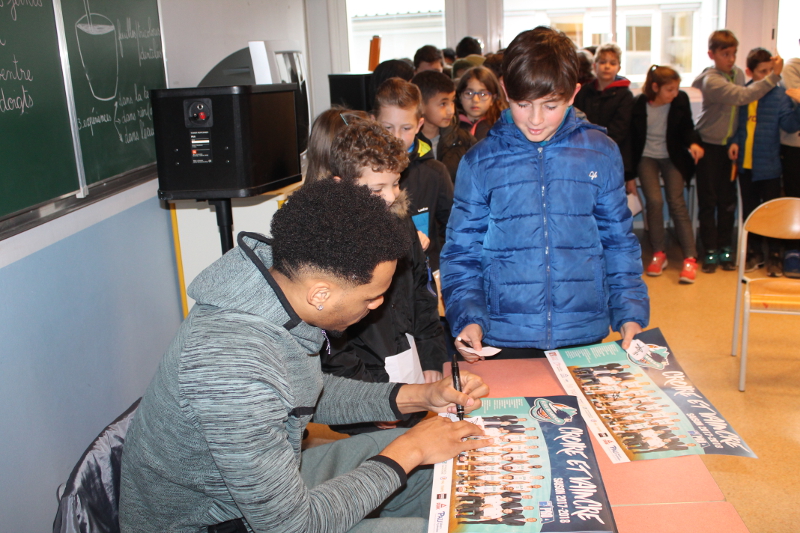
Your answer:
[502,0,722,86]
[346,0,446,72]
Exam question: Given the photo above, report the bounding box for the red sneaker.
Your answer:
[646,252,668,276]
[680,258,698,284]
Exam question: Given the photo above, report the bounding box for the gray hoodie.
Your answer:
[780,58,800,148]
[120,236,406,533]
[692,65,781,145]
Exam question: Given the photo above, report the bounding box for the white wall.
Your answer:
[160,0,308,88]
[725,0,779,73]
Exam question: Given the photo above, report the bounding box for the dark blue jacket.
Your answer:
[440,108,649,350]
[733,83,800,181]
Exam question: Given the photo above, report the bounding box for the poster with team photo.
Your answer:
[545,328,756,463]
[427,396,617,533]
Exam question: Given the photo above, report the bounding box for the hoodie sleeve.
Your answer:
[700,71,781,106]
[595,149,650,332]
[440,157,491,337]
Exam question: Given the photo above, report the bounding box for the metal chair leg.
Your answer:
[739,292,751,391]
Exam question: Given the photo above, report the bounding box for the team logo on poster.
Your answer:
[529,397,577,425]
[626,339,670,369]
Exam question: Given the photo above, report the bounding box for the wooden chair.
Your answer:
[731,198,800,391]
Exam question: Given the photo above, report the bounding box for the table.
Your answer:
[450,358,750,532]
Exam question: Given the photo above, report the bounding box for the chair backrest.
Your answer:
[53,398,141,533]
[744,197,800,240]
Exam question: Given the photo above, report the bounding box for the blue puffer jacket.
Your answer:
[440,107,649,350]
[732,83,800,181]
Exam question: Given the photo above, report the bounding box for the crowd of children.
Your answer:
[302,26,800,413]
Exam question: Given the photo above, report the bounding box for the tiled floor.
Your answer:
[637,241,800,533]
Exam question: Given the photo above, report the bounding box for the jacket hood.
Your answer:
[490,106,606,147]
[389,188,410,219]
[409,135,434,164]
[187,236,324,353]
[596,76,631,91]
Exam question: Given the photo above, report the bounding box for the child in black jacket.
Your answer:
[574,42,635,184]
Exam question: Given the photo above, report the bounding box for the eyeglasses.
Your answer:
[462,90,494,101]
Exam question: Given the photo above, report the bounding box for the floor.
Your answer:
[307,232,800,533]
[636,239,800,533]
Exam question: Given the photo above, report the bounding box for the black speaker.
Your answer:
[328,73,373,112]
[151,84,302,200]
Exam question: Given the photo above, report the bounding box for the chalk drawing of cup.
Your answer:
[75,13,119,101]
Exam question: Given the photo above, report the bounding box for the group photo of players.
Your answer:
[569,363,697,458]
[452,415,544,527]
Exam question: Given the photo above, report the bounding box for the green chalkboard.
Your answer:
[60,0,166,184]
[0,0,80,219]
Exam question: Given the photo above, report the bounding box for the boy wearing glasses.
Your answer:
[440,27,649,361]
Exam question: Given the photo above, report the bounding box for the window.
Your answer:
[502,0,721,86]
[624,15,652,77]
[662,11,693,74]
[346,0,445,72]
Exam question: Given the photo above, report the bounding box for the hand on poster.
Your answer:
[395,371,489,416]
[379,416,491,473]
[619,321,643,349]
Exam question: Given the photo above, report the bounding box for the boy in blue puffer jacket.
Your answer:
[728,47,800,276]
[440,26,650,361]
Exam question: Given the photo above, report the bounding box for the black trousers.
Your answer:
[781,144,800,249]
[696,142,737,251]
[738,170,782,254]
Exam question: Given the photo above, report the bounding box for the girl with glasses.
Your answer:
[456,66,507,141]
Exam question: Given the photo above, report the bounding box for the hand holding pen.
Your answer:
[451,355,465,420]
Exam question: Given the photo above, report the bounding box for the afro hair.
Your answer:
[270,179,410,286]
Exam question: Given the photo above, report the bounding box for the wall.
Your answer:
[0,181,182,532]
[0,1,309,530]
[725,0,779,72]
[160,0,308,89]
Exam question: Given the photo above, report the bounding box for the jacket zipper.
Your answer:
[539,145,552,349]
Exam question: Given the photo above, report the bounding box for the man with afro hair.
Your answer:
[120,179,489,533]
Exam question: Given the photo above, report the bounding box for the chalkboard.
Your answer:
[0,0,166,223]
[0,0,80,219]
[60,0,166,184]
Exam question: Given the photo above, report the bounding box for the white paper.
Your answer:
[460,345,502,357]
[384,333,426,384]
[627,191,643,216]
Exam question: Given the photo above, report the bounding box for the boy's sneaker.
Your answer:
[785,250,800,279]
[744,252,764,273]
[679,258,698,284]
[702,250,718,274]
[646,252,668,276]
[720,247,736,271]
[767,253,783,278]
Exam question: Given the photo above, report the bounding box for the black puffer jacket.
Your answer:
[436,123,477,184]
[574,76,635,179]
[401,134,454,271]
[320,215,447,383]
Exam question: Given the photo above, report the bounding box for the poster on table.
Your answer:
[545,328,756,463]
[427,396,617,533]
